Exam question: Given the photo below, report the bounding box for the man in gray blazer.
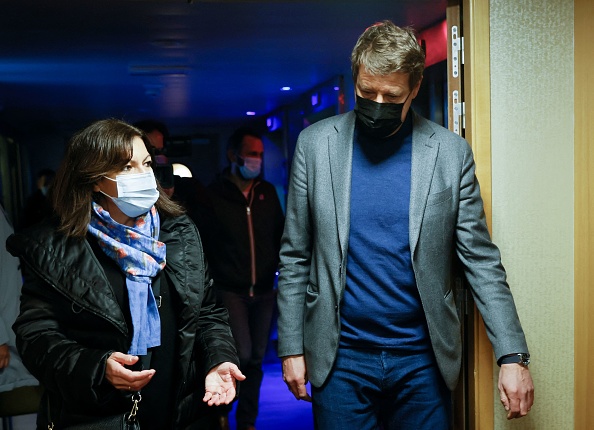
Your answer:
[277,20,534,429]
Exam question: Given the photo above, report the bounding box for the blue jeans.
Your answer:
[218,289,276,428]
[311,347,451,430]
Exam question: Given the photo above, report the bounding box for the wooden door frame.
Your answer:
[459,0,495,428]
[445,0,493,428]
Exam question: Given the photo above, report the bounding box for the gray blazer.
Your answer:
[276,110,528,391]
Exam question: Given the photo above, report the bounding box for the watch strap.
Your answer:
[498,353,530,366]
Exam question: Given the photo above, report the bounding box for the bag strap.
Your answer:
[46,392,53,429]
[126,392,142,424]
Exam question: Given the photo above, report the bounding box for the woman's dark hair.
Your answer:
[51,118,184,238]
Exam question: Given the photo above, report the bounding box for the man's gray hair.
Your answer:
[351,20,425,90]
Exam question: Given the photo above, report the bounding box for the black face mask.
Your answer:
[354,95,409,139]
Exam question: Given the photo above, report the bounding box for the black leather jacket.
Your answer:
[7,214,238,429]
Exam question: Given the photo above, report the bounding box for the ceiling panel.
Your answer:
[0,0,447,137]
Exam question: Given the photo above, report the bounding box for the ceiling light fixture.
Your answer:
[311,93,319,106]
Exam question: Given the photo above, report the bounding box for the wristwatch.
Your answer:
[499,353,530,367]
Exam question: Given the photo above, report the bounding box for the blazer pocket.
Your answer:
[426,186,452,207]
[306,283,319,303]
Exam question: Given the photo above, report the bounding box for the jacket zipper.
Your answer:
[246,184,258,297]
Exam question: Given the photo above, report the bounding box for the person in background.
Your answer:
[134,119,169,165]
[6,119,245,429]
[19,168,55,230]
[205,127,285,430]
[277,21,534,430]
[172,172,214,246]
[154,164,176,198]
[136,120,179,215]
[135,120,215,286]
[0,203,38,393]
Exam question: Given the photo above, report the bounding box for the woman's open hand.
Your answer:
[203,362,246,406]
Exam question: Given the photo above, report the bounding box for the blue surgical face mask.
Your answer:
[236,156,262,180]
[99,171,159,218]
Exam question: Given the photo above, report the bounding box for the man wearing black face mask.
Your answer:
[205,127,285,430]
[277,20,534,430]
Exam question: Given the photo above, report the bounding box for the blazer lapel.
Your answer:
[328,112,355,261]
[409,113,439,256]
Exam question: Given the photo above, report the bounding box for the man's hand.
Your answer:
[498,363,534,419]
[282,354,311,402]
[105,352,155,392]
[0,344,10,369]
[203,362,246,406]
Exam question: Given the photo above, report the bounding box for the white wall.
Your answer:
[490,0,574,428]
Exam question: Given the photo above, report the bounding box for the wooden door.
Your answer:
[447,0,495,428]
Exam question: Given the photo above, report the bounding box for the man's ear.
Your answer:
[411,77,423,99]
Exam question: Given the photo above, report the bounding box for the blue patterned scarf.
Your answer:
[88,201,166,355]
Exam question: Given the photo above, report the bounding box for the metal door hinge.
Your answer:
[452,90,465,135]
[451,26,464,78]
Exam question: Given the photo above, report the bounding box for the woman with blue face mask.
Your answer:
[6,119,244,429]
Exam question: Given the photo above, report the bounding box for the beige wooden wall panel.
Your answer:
[574,0,594,427]
[490,0,574,429]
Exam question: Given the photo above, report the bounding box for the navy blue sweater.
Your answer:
[340,115,429,351]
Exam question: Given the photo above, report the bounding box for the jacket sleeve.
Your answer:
[193,236,239,373]
[13,268,120,413]
[276,132,312,358]
[454,142,529,359]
